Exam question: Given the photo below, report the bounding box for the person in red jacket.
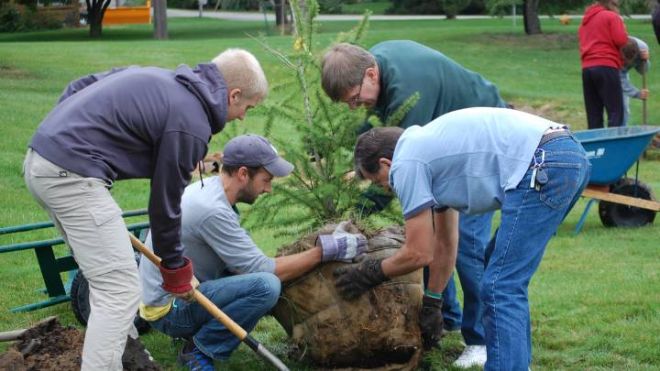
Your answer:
[578,0,628,129]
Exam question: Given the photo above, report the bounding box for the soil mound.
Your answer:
[273,224,424,370]
[0,317,160,371]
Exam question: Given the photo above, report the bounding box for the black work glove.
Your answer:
[333,258,389,300]
[419,295,444,350]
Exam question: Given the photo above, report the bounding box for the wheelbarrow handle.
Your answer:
[128,234,289,371]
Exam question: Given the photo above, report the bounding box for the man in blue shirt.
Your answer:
[322,40,508,367]
[334,108,590,371]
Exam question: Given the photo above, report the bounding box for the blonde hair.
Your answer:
[212,49,268,101]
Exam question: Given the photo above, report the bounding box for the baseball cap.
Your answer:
[222,134,294,177]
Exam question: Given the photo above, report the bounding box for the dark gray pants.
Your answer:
[582,66,624,129]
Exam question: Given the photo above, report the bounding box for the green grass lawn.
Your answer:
[0,16,659,370]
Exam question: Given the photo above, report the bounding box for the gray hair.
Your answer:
[212,49,268,101]
[321,43,376,102]
[354,127,404,178]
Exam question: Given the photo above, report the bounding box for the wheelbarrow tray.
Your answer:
[573,125,660,185]
[571,126,660,233]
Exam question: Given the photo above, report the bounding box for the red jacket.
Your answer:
[578,4,628,69]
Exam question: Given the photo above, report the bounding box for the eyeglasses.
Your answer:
[347,72,367,108]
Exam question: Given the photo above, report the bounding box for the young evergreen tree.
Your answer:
[240,1,377,237]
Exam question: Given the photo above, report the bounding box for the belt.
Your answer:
[538,128,570,147]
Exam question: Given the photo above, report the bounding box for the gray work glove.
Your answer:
[317,221,367,262]
[419,295,444,350]
[333,257,389,300]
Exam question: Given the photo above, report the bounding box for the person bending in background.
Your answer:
[620,36,650,126]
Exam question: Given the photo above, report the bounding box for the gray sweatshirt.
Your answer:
[29,63,228,267]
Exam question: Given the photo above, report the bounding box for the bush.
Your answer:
[0,4,64,32]
[318,0,343,14]
[623,0,651,14]
[386,0,442,15]
[167,0,200,9]
[167,0,261,10]
[0,4,22,32]
[22,8,64,30]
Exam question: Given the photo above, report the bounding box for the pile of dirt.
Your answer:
[0,317,160,371]
[273,223,424,370]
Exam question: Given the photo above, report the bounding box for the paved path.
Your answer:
[167,9,652,22]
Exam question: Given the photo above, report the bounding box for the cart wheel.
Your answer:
[598,178,656,228]
[70,254,151,335]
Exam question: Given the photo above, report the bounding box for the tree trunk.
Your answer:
[523,0,541,35]
[86,0,111,38]
[274,0,288,26]
[153,0,168,40]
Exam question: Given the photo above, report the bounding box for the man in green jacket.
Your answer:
[322,40,507,368]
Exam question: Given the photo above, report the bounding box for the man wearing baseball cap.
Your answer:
[138,134,367,370]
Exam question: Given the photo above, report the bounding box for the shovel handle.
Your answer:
[128,234,289,371]
[642,71,648,126]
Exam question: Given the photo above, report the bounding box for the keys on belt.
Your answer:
[530,148,548,191]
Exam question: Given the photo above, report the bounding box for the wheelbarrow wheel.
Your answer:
[70,253,151,335]
[598,178,656,228]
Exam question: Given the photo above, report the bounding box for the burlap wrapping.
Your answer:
[272,225,424,370]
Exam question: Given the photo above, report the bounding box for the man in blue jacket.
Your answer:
[337,107,589,371]
[23,48,268,371]
[322,40,507,367]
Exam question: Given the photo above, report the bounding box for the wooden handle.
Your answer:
[128,234,245,338]
[128,233,289,369]
[642,71,648,126]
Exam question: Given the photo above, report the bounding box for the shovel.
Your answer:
[0,316,58,342]
[128,234,289,371]
[642,69,648,125]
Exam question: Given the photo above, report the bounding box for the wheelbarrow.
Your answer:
[573,125,660,233]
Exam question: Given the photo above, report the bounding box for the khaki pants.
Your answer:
[24,149,140,371]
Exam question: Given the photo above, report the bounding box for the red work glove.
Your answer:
[159,257,194,294]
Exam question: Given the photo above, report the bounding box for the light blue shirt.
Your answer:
[390,107,558,219]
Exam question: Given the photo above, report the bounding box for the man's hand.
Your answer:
[334,257,388,300]
[640,88,649,100]
[159,257,195,301]
[193,151,223,175]
[318,221,367,262]
[419,295,444,350]
[640,49,650,60]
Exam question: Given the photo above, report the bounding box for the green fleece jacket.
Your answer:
[371,40,506,128]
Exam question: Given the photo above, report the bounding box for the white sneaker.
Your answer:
[453,345,487,368]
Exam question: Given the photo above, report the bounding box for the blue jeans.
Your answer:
[149,272,281,360]
[431,212,492,345]
[481,135,590,371]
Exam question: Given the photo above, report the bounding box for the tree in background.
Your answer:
[487,0,589,34]
[387,0,443,15]
[442,0,472,18]
[85,0,111,37]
